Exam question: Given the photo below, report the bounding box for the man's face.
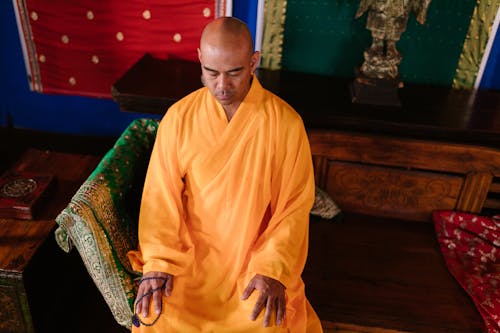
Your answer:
[198,43,259,111]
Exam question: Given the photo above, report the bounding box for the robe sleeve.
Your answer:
[247,111,315,288]
[137,110,194,276]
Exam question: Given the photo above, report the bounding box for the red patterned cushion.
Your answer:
[433,210,500,333]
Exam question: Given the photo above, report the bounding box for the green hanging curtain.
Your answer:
[262,0,479,87]
[260,0,288,70]
[453,0,500,89]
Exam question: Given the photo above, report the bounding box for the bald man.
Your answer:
[128,17,323,332]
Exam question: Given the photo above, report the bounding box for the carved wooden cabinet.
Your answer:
[0,149,102,332]
[0,276,32,333]
[309,129,500,222]
[0,227,51,333]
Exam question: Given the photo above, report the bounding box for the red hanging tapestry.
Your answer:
[13,0,228,98]
[434,210,500,333]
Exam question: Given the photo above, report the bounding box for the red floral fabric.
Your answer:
[434,210,500,333]
[13,0,227,98]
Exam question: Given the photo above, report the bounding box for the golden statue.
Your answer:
[355,0,431,80]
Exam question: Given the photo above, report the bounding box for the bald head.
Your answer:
[197,17,260,119]
[200,17,254,56]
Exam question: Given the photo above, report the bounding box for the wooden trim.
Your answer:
[456,171,493,212]
[490,181,500,193]
[484,198,500,209]
[308,130,500,175]
[322,321,411,333]
[312,155,328,188]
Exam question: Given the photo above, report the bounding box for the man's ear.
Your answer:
[250,51,260,74]
[197,48,202,62]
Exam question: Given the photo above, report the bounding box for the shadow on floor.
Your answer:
[25,231,130,333]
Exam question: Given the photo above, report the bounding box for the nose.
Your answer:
[217,74,231,91]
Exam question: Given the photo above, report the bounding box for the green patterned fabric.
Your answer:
[260,0,288,70]
[55,118,159,329]
[453,0,500,88]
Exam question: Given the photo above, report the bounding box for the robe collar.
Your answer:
[192,77,267,188]
[211,76,266,124]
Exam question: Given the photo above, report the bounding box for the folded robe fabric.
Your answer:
[128,77,323,332]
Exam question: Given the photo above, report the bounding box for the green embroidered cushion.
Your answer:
[55,118,159,328]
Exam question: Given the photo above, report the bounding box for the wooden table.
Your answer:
[0,149,101,333]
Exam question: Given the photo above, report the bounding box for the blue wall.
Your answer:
[480,26,500,90]
[233,0,258,48]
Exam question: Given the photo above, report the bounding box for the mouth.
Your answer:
[216,93,233,102]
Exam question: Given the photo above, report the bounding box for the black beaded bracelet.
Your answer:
[132,277,169,328]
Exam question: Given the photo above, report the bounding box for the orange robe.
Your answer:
[128,77,322,332]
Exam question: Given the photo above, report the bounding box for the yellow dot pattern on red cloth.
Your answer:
[15,1,220,97]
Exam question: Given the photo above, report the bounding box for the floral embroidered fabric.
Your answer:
[434,210,500,333]
[310,185,342,221]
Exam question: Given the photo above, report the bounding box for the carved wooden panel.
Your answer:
[0,282,26,333]
[325,161,464,222]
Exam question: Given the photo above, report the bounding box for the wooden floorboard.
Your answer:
[304,214,484,333]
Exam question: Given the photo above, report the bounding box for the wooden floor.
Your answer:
[304,214,484,333]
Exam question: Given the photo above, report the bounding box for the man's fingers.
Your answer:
[153,289,162,315]
[141,293,151,317]
[263,296,274,327]
[134,272,172,319]
[136,289,143,316]
[165,276,173,297]
[250,293,267,321]
[276,297,285,326]
[241,278,255,300]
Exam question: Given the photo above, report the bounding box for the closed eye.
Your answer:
[203,66,244,77]
[203,66,219,77]
[227,68,243,76]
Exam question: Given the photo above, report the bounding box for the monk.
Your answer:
[127,16,323,332]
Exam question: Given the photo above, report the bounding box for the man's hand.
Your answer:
[135,271,173,318]
[241,274,286,327]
